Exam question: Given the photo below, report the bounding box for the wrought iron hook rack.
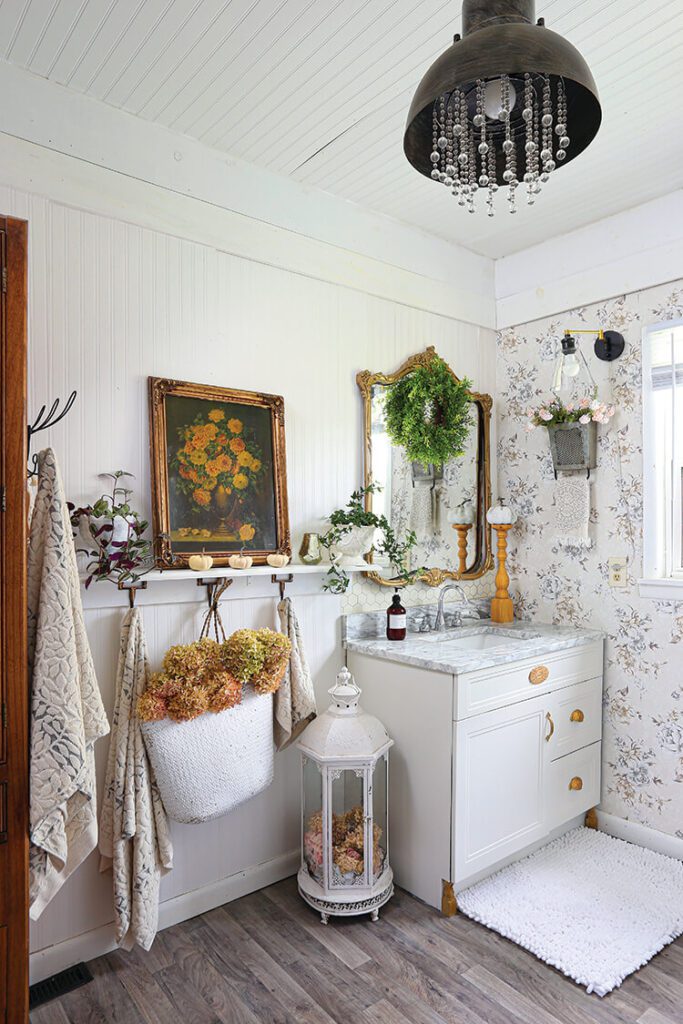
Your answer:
[27,390,77,478]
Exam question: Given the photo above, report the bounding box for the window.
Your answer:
[641,321,683,595]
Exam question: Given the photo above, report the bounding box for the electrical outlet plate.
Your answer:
[608,557,628,588]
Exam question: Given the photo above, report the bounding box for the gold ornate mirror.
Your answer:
[357,347,493,586]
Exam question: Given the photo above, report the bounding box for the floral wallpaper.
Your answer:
[497,281,683,840]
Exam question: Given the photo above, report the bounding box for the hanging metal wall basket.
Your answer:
[547,421,597,477]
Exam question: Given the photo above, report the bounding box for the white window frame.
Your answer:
[640,318,683,598]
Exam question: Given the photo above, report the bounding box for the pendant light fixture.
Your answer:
[404,1,601,216]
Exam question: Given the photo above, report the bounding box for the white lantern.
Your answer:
[297,667,394,924]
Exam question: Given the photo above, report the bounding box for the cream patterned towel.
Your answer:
[275,597,317,750]
[99,608,173,950]
[28,448,110,919]
[554,474,592,550]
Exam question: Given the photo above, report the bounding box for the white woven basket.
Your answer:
[141,688,274,824]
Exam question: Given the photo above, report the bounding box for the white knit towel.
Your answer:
[99,607,173,951]
[553,474,592,549]
[28,448,110,919]
[275,597,317,751]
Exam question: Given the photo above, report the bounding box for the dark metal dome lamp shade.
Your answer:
[404,0,601,215]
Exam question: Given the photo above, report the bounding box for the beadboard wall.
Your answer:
[1,169,496,976]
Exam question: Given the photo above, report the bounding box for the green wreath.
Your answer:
[384,356,473,469]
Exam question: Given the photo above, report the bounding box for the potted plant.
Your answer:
[527,396,615,476]
[321,484,417,593]
[69,470,152,588]
[384,354,473,469]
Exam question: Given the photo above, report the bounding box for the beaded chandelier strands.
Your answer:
[428,73,571,216]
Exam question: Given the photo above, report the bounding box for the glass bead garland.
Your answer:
[429,74,570,216]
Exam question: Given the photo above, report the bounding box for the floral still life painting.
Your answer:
[149,378,290,567]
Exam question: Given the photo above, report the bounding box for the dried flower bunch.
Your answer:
[137,628,291,724]
[304,805,384,880]
[527,396,615,430]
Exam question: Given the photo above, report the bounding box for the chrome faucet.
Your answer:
[433,583,480,631]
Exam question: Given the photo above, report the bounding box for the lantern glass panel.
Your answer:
[302,757,323,885]
[372,755,388,882]
[330,768,367,887]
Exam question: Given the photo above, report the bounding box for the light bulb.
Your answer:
[483,78,517,120]
[562,353,581,377]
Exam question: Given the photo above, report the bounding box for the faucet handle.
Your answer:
[452,610,462,627]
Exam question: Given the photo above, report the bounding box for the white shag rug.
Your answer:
[457,827,683,996]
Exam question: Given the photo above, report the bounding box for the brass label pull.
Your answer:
[545,711,555,742]
[529,665,549,685]
[569,776,583,791]
[570,709,585,723]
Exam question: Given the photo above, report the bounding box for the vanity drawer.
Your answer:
[454,641,603,721]
[546,741,601,830]
[548,677,603,760]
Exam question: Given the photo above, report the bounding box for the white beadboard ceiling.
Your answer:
[1,0,680,258]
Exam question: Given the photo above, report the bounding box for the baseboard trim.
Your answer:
[29,849,299,986]
[597,811,683,861]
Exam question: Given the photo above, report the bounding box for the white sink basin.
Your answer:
[422,627,541,651]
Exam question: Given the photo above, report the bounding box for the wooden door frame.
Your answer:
[0,216,29,1023]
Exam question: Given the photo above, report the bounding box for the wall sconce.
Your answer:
[552,328,625,396]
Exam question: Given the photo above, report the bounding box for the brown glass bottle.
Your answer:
[386,591,407,641]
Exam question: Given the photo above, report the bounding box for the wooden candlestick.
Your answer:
[451,523,472,576]
[490,523,514,623]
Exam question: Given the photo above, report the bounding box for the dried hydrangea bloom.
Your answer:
[162,637,223,683]
[136,689,168,722]
[222,629,267,683]
[207,671,243,713]
[166,684,210,722]
[251,628,291,694]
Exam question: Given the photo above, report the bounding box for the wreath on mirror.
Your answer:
[383,355,473,469]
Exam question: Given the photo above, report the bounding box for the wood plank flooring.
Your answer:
[30,877,683,1024]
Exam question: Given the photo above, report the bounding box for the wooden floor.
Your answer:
[31,876,683,1024]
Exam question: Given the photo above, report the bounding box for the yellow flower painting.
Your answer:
[162,390,283,556]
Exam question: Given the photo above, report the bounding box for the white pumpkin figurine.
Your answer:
[448,497,476,525]
[486,498,516,527]
[229,550,253,570]
[188,550,214,572]
[267,553,290,568]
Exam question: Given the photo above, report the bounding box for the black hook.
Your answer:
[27,390,77,477]
[272,573,294,600]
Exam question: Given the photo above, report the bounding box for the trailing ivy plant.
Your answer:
[384,355,473,469]
[320,484,418,594]
[69,470,152,588]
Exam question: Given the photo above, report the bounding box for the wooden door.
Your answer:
[453,691,548,885]
[0,217,29,1023]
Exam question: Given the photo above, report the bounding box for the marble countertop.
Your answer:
[343,620,604,675]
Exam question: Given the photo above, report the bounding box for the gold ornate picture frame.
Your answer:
[149,376,290,568]
[356,346,493,586]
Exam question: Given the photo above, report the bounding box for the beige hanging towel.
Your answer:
[28,448,110,919]
[99,607,173,950]
[553,473,592,550]
[275,597,317,750]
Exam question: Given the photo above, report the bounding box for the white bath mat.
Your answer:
[457,827,683,996]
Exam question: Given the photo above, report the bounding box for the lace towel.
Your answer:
[275,597,317,750]
[554,474,592,550]
[99,607,173,950]
[28,448,109,919]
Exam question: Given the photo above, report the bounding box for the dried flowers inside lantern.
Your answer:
[297,667,393,924]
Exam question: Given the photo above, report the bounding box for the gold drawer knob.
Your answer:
[569,776,583,791]
[570,709,585,723]
[529,665,549,685]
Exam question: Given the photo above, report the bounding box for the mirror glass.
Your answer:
[359,348,492,585]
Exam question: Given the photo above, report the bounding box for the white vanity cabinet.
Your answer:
[347,637,604,912]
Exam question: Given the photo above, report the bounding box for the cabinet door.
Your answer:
[454,692,548,883]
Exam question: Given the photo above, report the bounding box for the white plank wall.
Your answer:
[0,180,495,971]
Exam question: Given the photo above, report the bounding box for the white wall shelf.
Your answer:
[123,562,369,585]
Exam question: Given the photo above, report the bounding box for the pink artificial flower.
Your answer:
[579,414,591,425]
[579,397,590,409]
[539,409,553,422]
[565,402,574,412]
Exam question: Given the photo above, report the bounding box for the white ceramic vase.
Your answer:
[329,525,375,566]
